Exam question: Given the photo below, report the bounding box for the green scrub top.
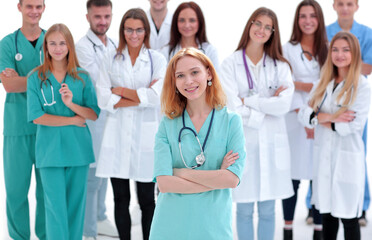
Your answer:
[27,68,100,168]
[0,29,45,136]
[150,107,246,240]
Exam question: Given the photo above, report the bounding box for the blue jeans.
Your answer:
[236,200,275,240]
[83,167,108,237]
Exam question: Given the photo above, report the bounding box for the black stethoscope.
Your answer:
[242,49,279,96]
[311,81,351,125]
[178,108,215,169]
[86,36,117,53]
[300,48,318,70]
[15,28,45,63]
[40,75,67,106]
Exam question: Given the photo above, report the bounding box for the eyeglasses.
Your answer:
[251,20,275,33]
[124,28,145,35]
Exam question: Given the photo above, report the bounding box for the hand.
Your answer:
[2,68,19,78]
[59,83,73,107]
[273,86,287,97]
[149,79,158,88]
[332,110,355,123]
[304,127,314,139]
[240,98,244,104]
[221,150,239,169]
[72,115,86,127]
[111,86,123,96]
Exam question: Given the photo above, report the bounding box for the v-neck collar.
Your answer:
[183,108,214,135]
[18,28,44,51]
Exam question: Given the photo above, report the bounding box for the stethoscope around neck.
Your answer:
[15,28,45,63]
[86,36,117,53]
[40,75,67,107]
[178,108,215,169]
[242,49,279,96]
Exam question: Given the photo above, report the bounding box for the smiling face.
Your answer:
[175,56,211,103]
[18,0,45,26]
[86,5,112,37]
[298,5,319,36]
[331,39,352,70]
[177,8,199,39]
[124,18,145,50]
[333,0,358,22]
[249,14,273,45]
[46,31,68,63]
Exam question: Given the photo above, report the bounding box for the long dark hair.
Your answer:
[117,8,150,54]
[289,0,328,67]
[168,1,208,56]
[236,7,290,66]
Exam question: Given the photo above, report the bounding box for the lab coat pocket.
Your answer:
[334,151,364,184]
[274,134,291,170]
[140,122,158,152]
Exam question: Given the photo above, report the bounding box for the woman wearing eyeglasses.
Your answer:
[281,1,328,239]
[220,7,294,240]
[95,8,166,240]
[159,1,219,70]
[27,23,100,240]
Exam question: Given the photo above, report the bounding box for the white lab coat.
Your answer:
[298,77,370,218]
[283,42,320,180]
[95,45,166,181]
[146,10,172,50]
[159,42,220,72]
[220,50,294,202]
[75,29,117,168]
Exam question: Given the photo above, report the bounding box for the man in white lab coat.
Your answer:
[75,0,118,239]
[146,0,172,50]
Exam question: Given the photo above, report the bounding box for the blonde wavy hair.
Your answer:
[161,48,226,119]
[309,32,361,117]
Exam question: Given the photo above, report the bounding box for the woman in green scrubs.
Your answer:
[27,23,100,240]
[149,48,246,240]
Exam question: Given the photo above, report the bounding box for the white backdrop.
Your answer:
[1,0,372,239]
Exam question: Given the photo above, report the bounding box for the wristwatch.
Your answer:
[311,116,318,126]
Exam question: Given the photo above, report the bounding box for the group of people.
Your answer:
[0,0,371,240]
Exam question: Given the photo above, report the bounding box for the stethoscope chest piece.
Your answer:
[15,53,23,61]
[195,153,205,165]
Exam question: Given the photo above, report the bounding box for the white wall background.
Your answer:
[1,0,372,239]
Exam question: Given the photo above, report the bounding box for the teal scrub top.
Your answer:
[327,21,372,65]
[0,29,45,136]
[150,107,246,240]
[27,68,100,168]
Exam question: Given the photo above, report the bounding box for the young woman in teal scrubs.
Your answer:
[149,48,246,240]
[27,23,100,240]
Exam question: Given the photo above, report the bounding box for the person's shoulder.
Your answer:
[0,31,17,46]
[27,69,41,85]
[358,75,370,89]
[217,107,242,126]
[76,34,89,47]
[76,67,90,78]
[326,21,338,31]
[224,50,241,63]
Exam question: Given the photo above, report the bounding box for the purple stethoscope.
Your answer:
[242,49,279,96]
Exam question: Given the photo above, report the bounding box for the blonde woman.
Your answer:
[299,32,370,240]
[27,23,99,240]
